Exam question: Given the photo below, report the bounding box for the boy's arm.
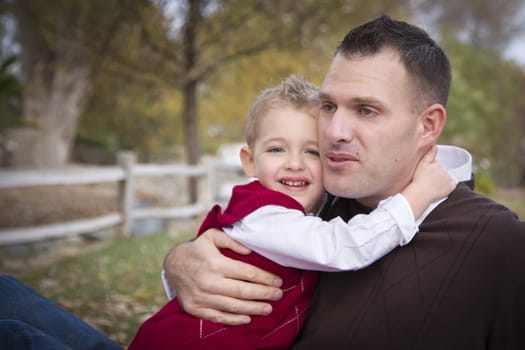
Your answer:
[226,194,416,272]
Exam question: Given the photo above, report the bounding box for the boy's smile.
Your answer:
[240,106,324,213]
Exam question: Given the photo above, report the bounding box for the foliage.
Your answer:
[79,79,184,162]
[199,48,332,154]
[441,39,525,186]
[72,1,180,161]
[415,0,524,50]
[490,187,525,220]
[10,0,156,67]
[15,231,194,347]
[153,0,405,86]
[473,171,496,195]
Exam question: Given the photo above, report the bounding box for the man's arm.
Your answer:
[163,229,284,325]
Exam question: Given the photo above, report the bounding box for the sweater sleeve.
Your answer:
[224,193,417,272]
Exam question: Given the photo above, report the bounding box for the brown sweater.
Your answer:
[293,182,525,349]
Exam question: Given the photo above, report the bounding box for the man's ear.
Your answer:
[416,103,446,149]
[239,146,256,177]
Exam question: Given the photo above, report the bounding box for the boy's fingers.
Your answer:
[420,145,437,163]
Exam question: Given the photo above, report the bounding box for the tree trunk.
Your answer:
[10,63,92,167]
[10,0,93,167]
[183,78,200,203]
[182,0,202,203]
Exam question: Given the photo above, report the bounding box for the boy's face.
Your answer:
[241,106,324,213]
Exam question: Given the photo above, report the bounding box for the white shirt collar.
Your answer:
[436,145,472,184]
[416,145,472,225]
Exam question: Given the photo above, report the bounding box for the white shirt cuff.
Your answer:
[161,269,176,300]
[378,193,418,245]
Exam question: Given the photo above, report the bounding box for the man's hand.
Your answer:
[164,229,284,325]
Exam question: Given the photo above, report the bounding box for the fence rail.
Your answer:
[0,151,242,245]
[0,214,122,245]
[0,167,125,188]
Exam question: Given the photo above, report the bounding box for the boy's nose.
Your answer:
[286,153,305,170]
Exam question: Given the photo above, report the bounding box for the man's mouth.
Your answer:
[325,151,358,162]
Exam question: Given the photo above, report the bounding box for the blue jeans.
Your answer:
[0,275,122,350]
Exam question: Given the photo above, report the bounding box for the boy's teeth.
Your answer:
[282,180,306,187]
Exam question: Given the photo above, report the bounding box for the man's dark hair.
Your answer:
[336,15,451,110]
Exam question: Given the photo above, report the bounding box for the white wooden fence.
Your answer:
[0,151,243,245]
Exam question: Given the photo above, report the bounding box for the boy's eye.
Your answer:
[306,149,320,157]
[320,102,336,113]
[267,147,285,153]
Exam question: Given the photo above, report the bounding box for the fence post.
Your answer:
[117,151,136,237]
[202,155,216,208]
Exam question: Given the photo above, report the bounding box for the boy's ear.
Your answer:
[416,103,446,149]
[239,146,256,177]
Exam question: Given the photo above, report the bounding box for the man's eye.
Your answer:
[360,107,377,117]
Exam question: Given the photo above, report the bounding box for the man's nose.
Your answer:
[323,111,354,144]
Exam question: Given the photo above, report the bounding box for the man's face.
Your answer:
[319,48,424,208]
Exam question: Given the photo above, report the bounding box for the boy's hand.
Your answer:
[412,146,457,201]
[402,146,457,219]
[163,229,283,325]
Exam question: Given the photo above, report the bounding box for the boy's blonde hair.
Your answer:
[245,75,320,148]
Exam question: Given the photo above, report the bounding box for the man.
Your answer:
[164,15,525,348]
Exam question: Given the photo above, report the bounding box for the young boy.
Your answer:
[128,75,455,350]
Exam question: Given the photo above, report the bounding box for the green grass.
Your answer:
[16,231,194,348]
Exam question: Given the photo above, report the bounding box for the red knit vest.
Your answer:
[128,181,319,350]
